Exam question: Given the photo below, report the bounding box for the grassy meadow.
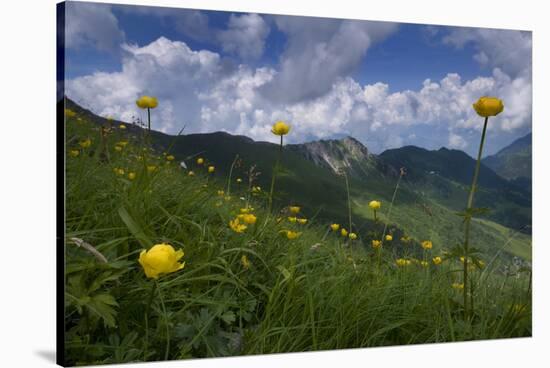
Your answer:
[63,106,531,366]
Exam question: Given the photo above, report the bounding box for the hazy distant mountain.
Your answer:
[483,133,532,185]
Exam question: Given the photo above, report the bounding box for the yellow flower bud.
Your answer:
[197,157,204,165]
[241,214,257,224]
[349,232,357,240]
[472,96,504,117]
[271,121,290,136]
[284,230,300,240]
[79,138,92,149]
[136,95,158,109]
[421,240,433,250]
[188,171,195,176]
[372,240,382,249]
[432,256,442,265]
[452,282,464,290]
[369,200,381,210]
[289,206,300,214]
[297,218,308,225]
[330,223,340,231]
[208,166,215,173]
[341,228,348,237]
[241,255,251,270]
[138,243,185,279]
[128,172,136,180]
[385,234,393,241]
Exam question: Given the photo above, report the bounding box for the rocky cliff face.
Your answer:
[287,136,377,174]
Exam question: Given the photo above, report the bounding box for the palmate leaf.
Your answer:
[455,207,491,221]
[85,293,119,328]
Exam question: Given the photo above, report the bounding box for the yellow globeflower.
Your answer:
[330,223,340,231]
[252,186,261,194]
[197,157,204,165]
[236,178,242,183]
[241,255,251,270]
[136,95,158,109]
[240,207,254,214]
[433,256,442,265]
[288,216,297,223]
[369,200,381,210]
[217,190,225,196]
[385,234,393,241]
[452,282,464,290]
[114,168,125,176]
[208,166,215,173]
[371,240,382,249]
[396,258,409,267]
[79,138,92,149]
[64,108,76,118]
[241,213,257,225]
[420,260,429,267]
[341,228,349,237]
[188,171,195,176]
[229,218,247,233]
[138,243,185,279]
[119,124,126,129]
[472,96,504,117]
[166,155,175,161]
[271,121,290,136]
[128,172,136,180]
[115,145,123,152]
[147,165,157,173]
[297,218,308,225]
[289,206,300,214]
[69,149,79,157]
[284,230,300,240]
[421,240,433,250]
[349,232,357,240]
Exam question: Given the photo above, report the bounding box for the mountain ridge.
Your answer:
[64,97,532,244]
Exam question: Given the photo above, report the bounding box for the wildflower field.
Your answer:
[63,97,531,366]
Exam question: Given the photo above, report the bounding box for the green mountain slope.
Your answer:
[65,98,532,260]
[379,146,531,233]
[483,133,532,190]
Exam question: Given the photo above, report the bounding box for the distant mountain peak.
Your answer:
[482,132,532,180]
[287,136,375,174]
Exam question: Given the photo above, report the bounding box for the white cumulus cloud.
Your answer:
[65,2,125,52]
[217,14,270,60]
[67,31,531,156]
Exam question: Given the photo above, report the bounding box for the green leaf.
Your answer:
[220,311,236,325]
[118,206,153,248]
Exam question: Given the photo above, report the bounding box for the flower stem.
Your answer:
[147,107,151,132]
[463,116,489,319]
[143,280,157,360]
[226,154,239,196]
[156,281,171,360]
[343,170,352,234]
[381,170,404,243]
[268,135,283,213]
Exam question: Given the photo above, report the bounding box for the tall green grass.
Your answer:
[64,112,531,366]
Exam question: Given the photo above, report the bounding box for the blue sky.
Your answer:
[63,1,532,156]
